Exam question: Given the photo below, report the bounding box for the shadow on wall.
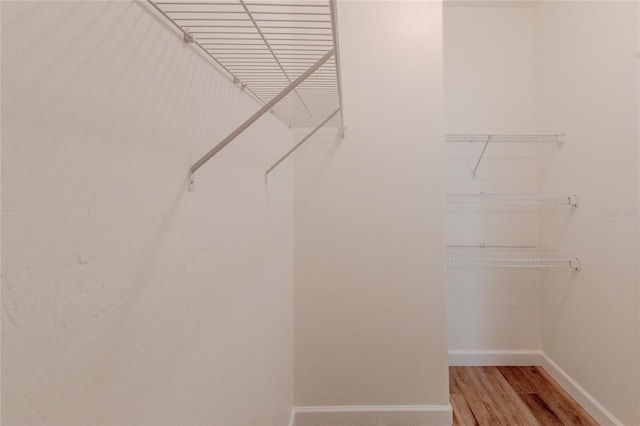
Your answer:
[2,1,294,424]
[293,129,343,218]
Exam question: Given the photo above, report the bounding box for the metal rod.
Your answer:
[173,18,252,21]
[472,134,491,178]
[157,2,329,7]
[329,0,345,135]
[265,108,340,180]
[246,3,328,7]
[196,37,262,40]
[260,25,331,29]
[164,11,330,16]
[187,27,256,29]
[251,19,331,23]
[189,48,335,179]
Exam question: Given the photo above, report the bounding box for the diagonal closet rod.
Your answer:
[264,107,340,182]
[188,48,335,191]
[328,0,344,136]
[472,134,491,178]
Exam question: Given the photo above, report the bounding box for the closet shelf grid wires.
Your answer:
[146,0,344,190]
[447,244,580,271]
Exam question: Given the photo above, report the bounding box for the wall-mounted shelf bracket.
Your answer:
[187,48,335,190]
[265,108,341,182]
[188,171,195,192]
[570,257,581,271]
[569,195,579,207]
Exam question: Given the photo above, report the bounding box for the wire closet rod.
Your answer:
[265,107,340,181]
[156,2,329,6]
[188,48,335,191]
[329,0,344,135]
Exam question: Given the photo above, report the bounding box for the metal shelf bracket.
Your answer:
[188,48,335,190]
[188,171,195,192]
[265,107,341,182]
[570,257,581,271]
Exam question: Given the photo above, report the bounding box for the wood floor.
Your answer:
[450,366,599,425]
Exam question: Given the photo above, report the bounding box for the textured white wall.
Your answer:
[535,2,640,425]
[444,4,542,351]
[294,0,449,408]
[1,1,294,424]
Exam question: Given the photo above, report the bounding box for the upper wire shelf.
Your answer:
[445,133,565,178]
[147,0,344,189]
[148,0,343,129]
[446,193,579,207]
[447,245,580,270]
[445,134,565,143]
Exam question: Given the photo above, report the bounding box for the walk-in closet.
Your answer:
[2,1,639,425]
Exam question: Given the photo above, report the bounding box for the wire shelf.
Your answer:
[447,245,580,270]
[148,0,343,128]
[445,134,565,143]
[446,193,579,206]
[444,133,565,178]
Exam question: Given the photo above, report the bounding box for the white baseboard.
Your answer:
[291,405,452,426]
[288,407,296,426]
[540,353,623,426]
[448,349,543,366]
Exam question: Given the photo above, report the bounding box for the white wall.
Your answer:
[535,2,640,425]
[294,0,450,412]
[1,1,294,425]
[444,4,542,351]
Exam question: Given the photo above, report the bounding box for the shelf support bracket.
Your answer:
[472,134,492,179]
[570,257,581,271]
[187,48,335,191]
[569,195,579,207]
[188,171,195,192]
[265,108,341,182]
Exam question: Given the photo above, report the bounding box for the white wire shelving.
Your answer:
[146,0,343,189]
[446,193,579,207]
[447,245,580,271]
[445,133,564,178]
[149,0,342,129]
[445,134,564,144]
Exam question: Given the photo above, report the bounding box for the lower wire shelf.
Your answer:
[447,245,580,271]
[446,193,579,206]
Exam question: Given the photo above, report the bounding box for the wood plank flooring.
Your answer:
[450,366,599,425]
